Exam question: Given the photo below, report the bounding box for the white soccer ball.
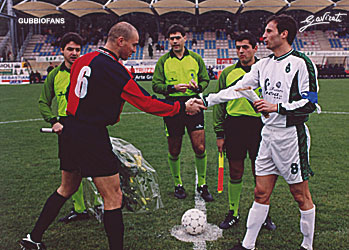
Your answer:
[181,208,207,235]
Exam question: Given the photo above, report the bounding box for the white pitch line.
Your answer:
[321,111,349,115]
[194,169,207,250]
[1,110,348,125]
[0,118,42,124]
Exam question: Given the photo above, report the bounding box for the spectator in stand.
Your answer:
[47,62,54,74]
[148,43,153,59]
[130,66,136,78]
[338,64,346,78]
[192,38,197,46]
[148,35,153,47]
[34,71,42,83]
[208,66,215,80]
[160,44,165,51]
[29,71,35,84]
[156,42,161,52]
[216,30,221,40]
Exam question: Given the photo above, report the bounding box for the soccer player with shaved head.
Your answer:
[20,21,205,250]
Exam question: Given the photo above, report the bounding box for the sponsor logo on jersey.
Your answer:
[265,80,283,100]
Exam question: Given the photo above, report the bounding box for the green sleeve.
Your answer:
[38,68,58,124]
[152,55,168,96]
[194,53,210,91]
[213,69,228,138]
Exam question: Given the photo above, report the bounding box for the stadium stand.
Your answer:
[21,28,349,77]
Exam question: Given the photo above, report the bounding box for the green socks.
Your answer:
[195,151,207,187]
[228,178,243,216]
[72,182,86,213]
[168,151,207,187]
[168,153,182,186]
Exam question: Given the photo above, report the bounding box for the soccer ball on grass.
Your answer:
[181,208,207,235]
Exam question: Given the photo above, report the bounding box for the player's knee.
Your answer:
[254,186,269,204]
[103,187,123,209]
[57,185,78,198]
[293,193,307,207]
[229,171,243,180]
[291,188,306,205]
[193,144,205,155]
[229,164,244,179]
[169,149,180,157]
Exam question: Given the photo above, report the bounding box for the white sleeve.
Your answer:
[278,59,320,115]
[204,62,260,107]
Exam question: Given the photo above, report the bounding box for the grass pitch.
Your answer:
[0,79,348,250]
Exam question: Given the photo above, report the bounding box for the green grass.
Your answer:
[0,79,348,250]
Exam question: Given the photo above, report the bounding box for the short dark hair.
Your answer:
[167,24,186,38]
[60,32,83,50]
[266,14,297,45]
[235,32,257,48]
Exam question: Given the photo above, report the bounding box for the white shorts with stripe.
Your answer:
[255,124,313,184]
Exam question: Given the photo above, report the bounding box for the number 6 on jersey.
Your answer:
[75,66,91,98]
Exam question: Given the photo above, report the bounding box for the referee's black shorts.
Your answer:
[164,95,204,137]
[223,115,263,161]
[58,116,121,177]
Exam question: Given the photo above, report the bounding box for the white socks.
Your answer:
[300,205,316,250]
[242,201,269,249]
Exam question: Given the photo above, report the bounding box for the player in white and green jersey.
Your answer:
[201,15,318,250]
[152,24,213,202]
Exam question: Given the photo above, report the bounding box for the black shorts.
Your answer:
[223,115,263,161]
[58,116,121,177]
[164,96,204,137]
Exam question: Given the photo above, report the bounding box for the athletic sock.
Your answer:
[242,201,269,249]
[228,178,243,216]
[72,182,86,213]
[104,208,124,250]
[195,151,207,187]
[300,205,316,250]
[168,153,182,186]
[31,191,68,242]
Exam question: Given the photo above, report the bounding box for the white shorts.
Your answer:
[255,124,313,184]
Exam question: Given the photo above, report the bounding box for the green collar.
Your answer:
[273,49,294,61]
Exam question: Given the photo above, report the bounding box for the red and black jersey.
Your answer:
[67,47,184,126]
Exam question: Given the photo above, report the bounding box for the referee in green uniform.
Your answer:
[38,32,101,223]
[152,24,213,202]
[213,32,275,230]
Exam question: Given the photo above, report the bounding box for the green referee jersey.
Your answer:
[213,59,261,138]
[152,47,210,97]
[38,62,70,125]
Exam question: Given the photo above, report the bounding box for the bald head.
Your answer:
[105,21,139,60]
[107,22,137,43]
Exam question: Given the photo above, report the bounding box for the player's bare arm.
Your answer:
[253,99,277,113]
